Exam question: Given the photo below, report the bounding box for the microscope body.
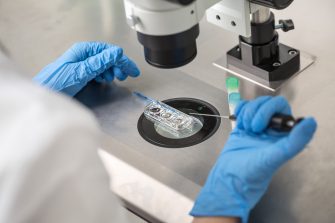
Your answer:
[124,0,300,82]
[124,0,218,68]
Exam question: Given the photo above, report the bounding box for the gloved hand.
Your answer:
[190,96,317,223]
[33,42,140,96]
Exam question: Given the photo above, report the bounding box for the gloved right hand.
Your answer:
[191,96,317,223]
[33,42,140,97]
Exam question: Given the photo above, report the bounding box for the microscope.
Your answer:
[123,0,299,83]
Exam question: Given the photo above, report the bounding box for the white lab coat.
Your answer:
[0,54,128,223]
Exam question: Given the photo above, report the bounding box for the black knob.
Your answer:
[269,114,297,132]
[276,19,295,32]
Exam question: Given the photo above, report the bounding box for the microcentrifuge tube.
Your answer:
[226,77,240,95]
[228,92,241,115]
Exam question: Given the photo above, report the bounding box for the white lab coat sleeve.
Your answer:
[0,67,128,222]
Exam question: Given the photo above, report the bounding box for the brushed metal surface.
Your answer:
[1,0,335,222]
[76,69,230,188]
[214,51,316,91]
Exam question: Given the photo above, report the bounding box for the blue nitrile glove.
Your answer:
[33,42,140,96]
[190,96,317,223]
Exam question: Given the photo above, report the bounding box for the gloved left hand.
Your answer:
[33,42,140,96]
[190,96,317,223]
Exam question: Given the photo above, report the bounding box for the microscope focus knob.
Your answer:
[275,19,295,32]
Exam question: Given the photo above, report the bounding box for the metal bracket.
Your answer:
[206,0,252,37]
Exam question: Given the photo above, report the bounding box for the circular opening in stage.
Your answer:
[137,98,221,148]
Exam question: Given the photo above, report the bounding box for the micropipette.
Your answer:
[189,113,303,132]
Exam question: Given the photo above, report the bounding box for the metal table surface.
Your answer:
[1,0,335,222]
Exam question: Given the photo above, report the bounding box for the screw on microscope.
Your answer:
[275,24,284,29]
[275,19,295,32]
[273,62,281,67]
[288,50,297,56]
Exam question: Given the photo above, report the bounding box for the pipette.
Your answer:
[189,113,303,132]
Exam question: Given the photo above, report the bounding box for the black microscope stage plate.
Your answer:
[137,98,221,148]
